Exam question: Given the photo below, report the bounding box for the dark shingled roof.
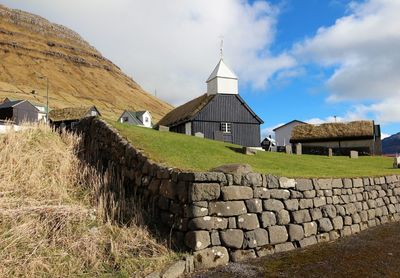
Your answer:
[157,94,215,127]
[49,106,99,122]
[290,120,375,142]
[0,100,24,109]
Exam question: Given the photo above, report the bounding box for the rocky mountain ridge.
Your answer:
[382,132,400,155]
[0,4,173,121]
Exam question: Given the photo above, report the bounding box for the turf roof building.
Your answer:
[290,120,382,156]
[118,110,152,128]
[158,58,263,147]
[49,106,101,129]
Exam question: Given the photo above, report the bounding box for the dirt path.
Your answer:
[189,222,400,278]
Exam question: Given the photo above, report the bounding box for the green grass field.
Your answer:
[112,122,399,178]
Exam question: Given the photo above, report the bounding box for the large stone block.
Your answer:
[160,180,188,201]
[188,216,228,231]
[268,225,288,244]
[221,186,253,200]
[260,211,277,227]
[242,173,263,187]
[277,210,290,225]
[245,199,263,213]
[267,175,280,189]
[209,201,247,216]
[263,199,284,212]
[318,218,334,232]
[315,178,333,190]
[288,224,304,241]
[299,199,313,209]
[254,187,270,199]
[219,229,244,249]
[284,199,299,211]
[279,177,296,188]
[303,222,317,237]
[230,249,257,262]
[274,242,295,253]
[296,179,314,191]
[238,213,260,230]
[184,203,209,218]
[185,231,210,251]
[189,183,220,201]
[299,236,317,248]
[193,247,229,269]
[314,197,327,207]
[244,228,269,248]
[292,209,312,223]
[269,189,291,200]
[332,216,344,230]
[321,205,337,218]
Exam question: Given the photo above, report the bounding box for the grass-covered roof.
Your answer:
[49,106,95,122]
[291,121,375,142]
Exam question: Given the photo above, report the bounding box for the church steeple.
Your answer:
[206,58,238,95]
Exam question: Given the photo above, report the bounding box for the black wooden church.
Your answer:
[157,58,263,147]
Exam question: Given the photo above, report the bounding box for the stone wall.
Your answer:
[75,117,400,269]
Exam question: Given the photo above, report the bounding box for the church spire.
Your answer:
[206,43,238,95]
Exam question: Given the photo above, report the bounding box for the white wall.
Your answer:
[275,122,305,146]
[207,77,238,95]
[141,111,152,128]
[0,123,23,134]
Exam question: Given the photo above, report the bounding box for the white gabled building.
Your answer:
[118,110,152,128]
[273,120,307,147]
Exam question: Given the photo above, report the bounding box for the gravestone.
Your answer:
[213,131,224,142]
[328,148,333,157]
[158,125,169,132]
[242,147,257,155]
[394,156,400,169]
[296,143,302,155]
[350,150,358,159]
[285,145,292,155]
[195,132,204,138]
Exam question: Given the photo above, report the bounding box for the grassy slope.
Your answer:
[113,122,399,178]
[0,125,177,277]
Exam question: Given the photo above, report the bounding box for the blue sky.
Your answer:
[1,0,400,137]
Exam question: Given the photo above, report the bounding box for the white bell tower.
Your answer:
[206,40,238,95]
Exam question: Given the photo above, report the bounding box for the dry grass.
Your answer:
[291,121,374,141]
[0,123,177,277]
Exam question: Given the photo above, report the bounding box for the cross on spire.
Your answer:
[219,35,224,60]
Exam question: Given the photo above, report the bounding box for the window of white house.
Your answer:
[144,117,149,123]
[221,122,232,133]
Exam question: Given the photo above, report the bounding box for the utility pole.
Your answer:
[38,75,49,123]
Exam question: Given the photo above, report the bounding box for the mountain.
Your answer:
[0,4,173,121]
[382,132,400,155]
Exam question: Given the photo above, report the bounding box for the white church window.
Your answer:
[221,122,231,134]
[144,117,149,123]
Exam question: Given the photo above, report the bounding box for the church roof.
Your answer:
[206,59,237,82]
[157,94,215,127]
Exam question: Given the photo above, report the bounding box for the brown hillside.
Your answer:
[0,4,173,121]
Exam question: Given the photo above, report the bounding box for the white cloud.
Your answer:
[1,0,295,105]
[261,123,283,139]
[294,0,400,124]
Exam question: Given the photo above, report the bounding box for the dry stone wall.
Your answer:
[76,117,400,269]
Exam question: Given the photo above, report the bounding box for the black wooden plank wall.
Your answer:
[195,94,260,124]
